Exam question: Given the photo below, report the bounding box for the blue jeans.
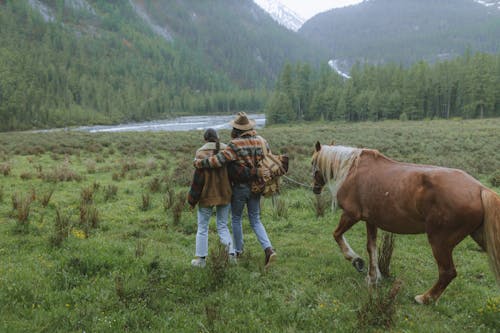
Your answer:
[231,184,272,253]
[195,204,234,257]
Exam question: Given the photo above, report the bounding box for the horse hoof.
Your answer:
[352,257,365,272]
[414,295,425,304]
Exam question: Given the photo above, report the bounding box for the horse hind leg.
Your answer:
[366,222,382,284]
[334,212,364,272]
[470,225,486,251]
[415,240,457,304]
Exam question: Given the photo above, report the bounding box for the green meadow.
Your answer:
[0,119,499,332]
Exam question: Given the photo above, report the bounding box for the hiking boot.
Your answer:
[264,247,276,269]
[229,253,237,265]
[191,257,206,268]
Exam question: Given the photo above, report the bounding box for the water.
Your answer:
[72,114,266,133]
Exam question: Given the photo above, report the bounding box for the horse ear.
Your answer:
[330,140,336,146]
[315,141,321,152]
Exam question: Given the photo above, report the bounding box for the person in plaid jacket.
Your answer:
[194,112,277,269]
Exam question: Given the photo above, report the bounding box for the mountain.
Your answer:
[253,0,305,31]
[0,0,327,130]
[299,0,500,69]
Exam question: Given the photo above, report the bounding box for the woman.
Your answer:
[187,128,235,267]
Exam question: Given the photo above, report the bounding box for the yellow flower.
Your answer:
[71,228,86,239]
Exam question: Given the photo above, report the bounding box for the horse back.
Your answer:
[338,150,484,235]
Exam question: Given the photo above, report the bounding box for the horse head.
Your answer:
[311,141,325,194]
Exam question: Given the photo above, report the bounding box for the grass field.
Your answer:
[0,119,499,332]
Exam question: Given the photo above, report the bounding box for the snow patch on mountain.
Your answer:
[253,0,304,31]
[474,0,500,10]
[328,60,351,79]
[129,0,173,42]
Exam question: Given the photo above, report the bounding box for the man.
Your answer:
[193,112,276,268]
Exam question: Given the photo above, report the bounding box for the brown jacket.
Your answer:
[193,142,232,207]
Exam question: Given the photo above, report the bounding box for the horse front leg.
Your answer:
[333,212,364,272]
[366,222,382,284]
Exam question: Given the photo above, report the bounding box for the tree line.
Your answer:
[266,52,500,124]
[1,1,499,131]
[0,1,269,131]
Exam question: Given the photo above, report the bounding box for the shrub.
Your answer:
[172,191,186,226]
[104,184,118,201]
[85,159,97,174]
[163,188,175,211]
[39,188,55,208]
[0,163,11,176]
[148,176,161,193]
[79,203,100,235]
[271,196,288,219]
[19,172,34,180]
[135,241,146,258]
[378,232,395,278]
[357,279,403,330]
[12,193,33,230]
[489,170,500,187]
[208,242,230,290]
[145,158,157,171]
[141,193,151,211]
[50,208,71,247]
[42,162,82,182]
[81,185,95,205]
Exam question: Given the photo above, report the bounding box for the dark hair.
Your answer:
[231,128,245,139]
[204,128,220,153]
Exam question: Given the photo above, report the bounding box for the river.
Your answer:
[68,114,266,133]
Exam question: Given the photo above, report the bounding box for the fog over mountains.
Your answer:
[257,0,500,31]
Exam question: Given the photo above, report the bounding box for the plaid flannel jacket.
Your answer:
[193,130,269,184]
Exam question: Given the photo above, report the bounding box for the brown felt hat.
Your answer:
[229,112,256,131]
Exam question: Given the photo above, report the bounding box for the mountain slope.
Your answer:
[136,0,327,86]
[299,0,500,67]
[253,0,305,31]
[0,0,327,130]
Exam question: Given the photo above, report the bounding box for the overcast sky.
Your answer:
[280,0,363,20]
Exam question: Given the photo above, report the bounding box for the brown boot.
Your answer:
[264,247,276,269]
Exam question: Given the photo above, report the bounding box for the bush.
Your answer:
[489,170,500,187]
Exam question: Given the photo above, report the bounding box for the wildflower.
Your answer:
[71,228,86,239]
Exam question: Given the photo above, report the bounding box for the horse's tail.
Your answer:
[481,189,500,285]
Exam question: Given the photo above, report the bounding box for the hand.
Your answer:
[257,167,271,180]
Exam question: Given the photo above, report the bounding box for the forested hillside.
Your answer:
[300,0,500,67]
[266,52,500,124]
[1,0,500,131]
[0,0,326,131]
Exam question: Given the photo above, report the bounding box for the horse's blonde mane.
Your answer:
[317,145,362,210]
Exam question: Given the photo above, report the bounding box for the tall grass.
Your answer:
[0,119,499,332]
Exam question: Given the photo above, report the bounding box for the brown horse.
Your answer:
[311,141,500,304]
